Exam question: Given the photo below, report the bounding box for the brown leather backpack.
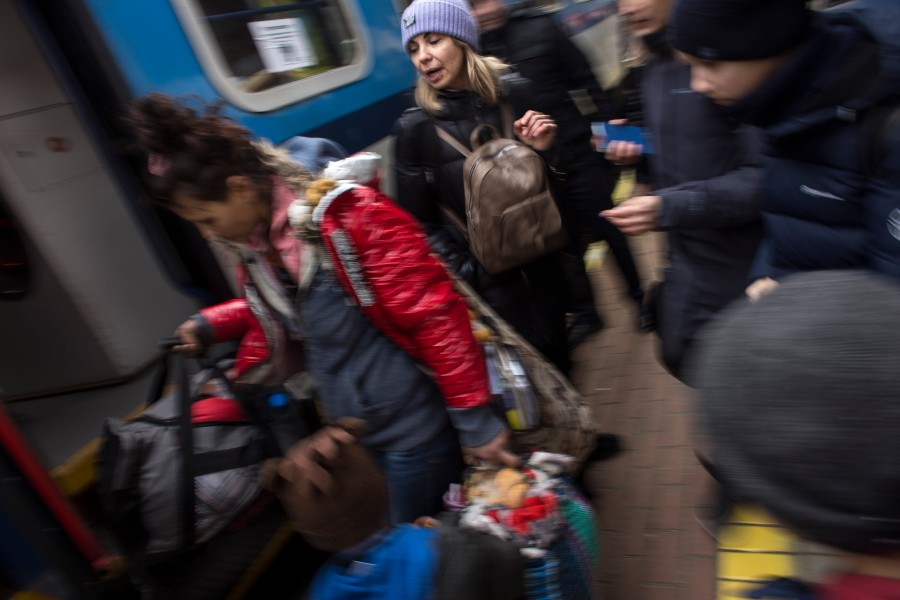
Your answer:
[435,104,567,275]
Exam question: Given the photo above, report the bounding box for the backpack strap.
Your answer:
[435,125,471,157]
[439,203,469,242]
[500,102,515,139]
[435,104,513,154]
[433,124,472,241]
[170,350,197,548]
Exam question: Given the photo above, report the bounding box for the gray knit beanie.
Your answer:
[401,0,480,52]
[692,270,900,555]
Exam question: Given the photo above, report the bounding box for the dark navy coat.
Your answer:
[640,42,763,378]
[730,1,900,281]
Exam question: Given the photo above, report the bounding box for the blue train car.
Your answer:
[2,0,418,402]
[78,0,415,149]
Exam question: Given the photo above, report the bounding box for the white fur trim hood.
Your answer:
[287,152,382,237]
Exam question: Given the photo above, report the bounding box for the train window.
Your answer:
[172,0,372,112]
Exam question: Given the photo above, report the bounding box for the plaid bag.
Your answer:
[524,479,599,600]
[98,349,275,560]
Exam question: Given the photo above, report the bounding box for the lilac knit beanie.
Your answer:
[401,0,480,51]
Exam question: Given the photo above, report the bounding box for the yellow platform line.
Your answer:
[50,403,148,497]
[717,505,799,599]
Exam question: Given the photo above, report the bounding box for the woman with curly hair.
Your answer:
[127,93,517,523]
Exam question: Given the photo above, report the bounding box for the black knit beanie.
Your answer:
[670,0,811,61]
[692,270,900,555]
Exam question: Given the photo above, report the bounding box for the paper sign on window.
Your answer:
[247,18,317,73]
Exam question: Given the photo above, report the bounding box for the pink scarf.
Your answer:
[248,175,304,282]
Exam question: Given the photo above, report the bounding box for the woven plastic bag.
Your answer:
[456,452,599,600]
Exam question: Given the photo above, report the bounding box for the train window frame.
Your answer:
[171,0,373,113]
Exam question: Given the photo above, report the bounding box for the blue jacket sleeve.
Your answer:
[866,134,900,278]
[748,232,776,281]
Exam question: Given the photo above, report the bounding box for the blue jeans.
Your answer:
[373,425,464,524]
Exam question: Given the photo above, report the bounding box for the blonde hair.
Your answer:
[414,40,511,116]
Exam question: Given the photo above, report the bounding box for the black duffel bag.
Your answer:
[98,343,319,562]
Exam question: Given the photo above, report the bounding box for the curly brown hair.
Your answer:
[126,93,275,206]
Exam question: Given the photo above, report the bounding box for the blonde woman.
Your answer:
[392,0,572,373]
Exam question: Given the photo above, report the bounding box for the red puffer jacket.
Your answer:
[197,179,490,410]
[197,295,269,379]
[316,183,491,409]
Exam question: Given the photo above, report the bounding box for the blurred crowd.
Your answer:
[127,0,900,597]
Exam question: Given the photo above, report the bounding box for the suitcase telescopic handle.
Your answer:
[158,336,182,351]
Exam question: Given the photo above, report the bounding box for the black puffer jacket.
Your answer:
[479,9,619,162]
[392,80,569,371]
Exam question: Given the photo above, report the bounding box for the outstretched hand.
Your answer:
[514,110,557,151]
[746,277,779,303]
[601,119,643,164]
[601,195,662,236]
[605,140,644,165]
[462,428,521,468]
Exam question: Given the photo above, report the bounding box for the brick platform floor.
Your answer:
[571,232,718,600]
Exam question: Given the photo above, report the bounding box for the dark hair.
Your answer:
[126,94,272,206]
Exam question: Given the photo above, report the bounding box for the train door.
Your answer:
[0,1,415,595]
[0,1,201,402]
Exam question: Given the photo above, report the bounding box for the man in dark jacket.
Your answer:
[670,0,900,301]
[470,0,646,344]
[602,0,763,382]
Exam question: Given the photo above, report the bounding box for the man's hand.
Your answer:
[601,119,643,164]
[515,110,557,151]
[746,277,779,303]
[601,195,662,235]
[462,428,521,467]
[605,140,644,165]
